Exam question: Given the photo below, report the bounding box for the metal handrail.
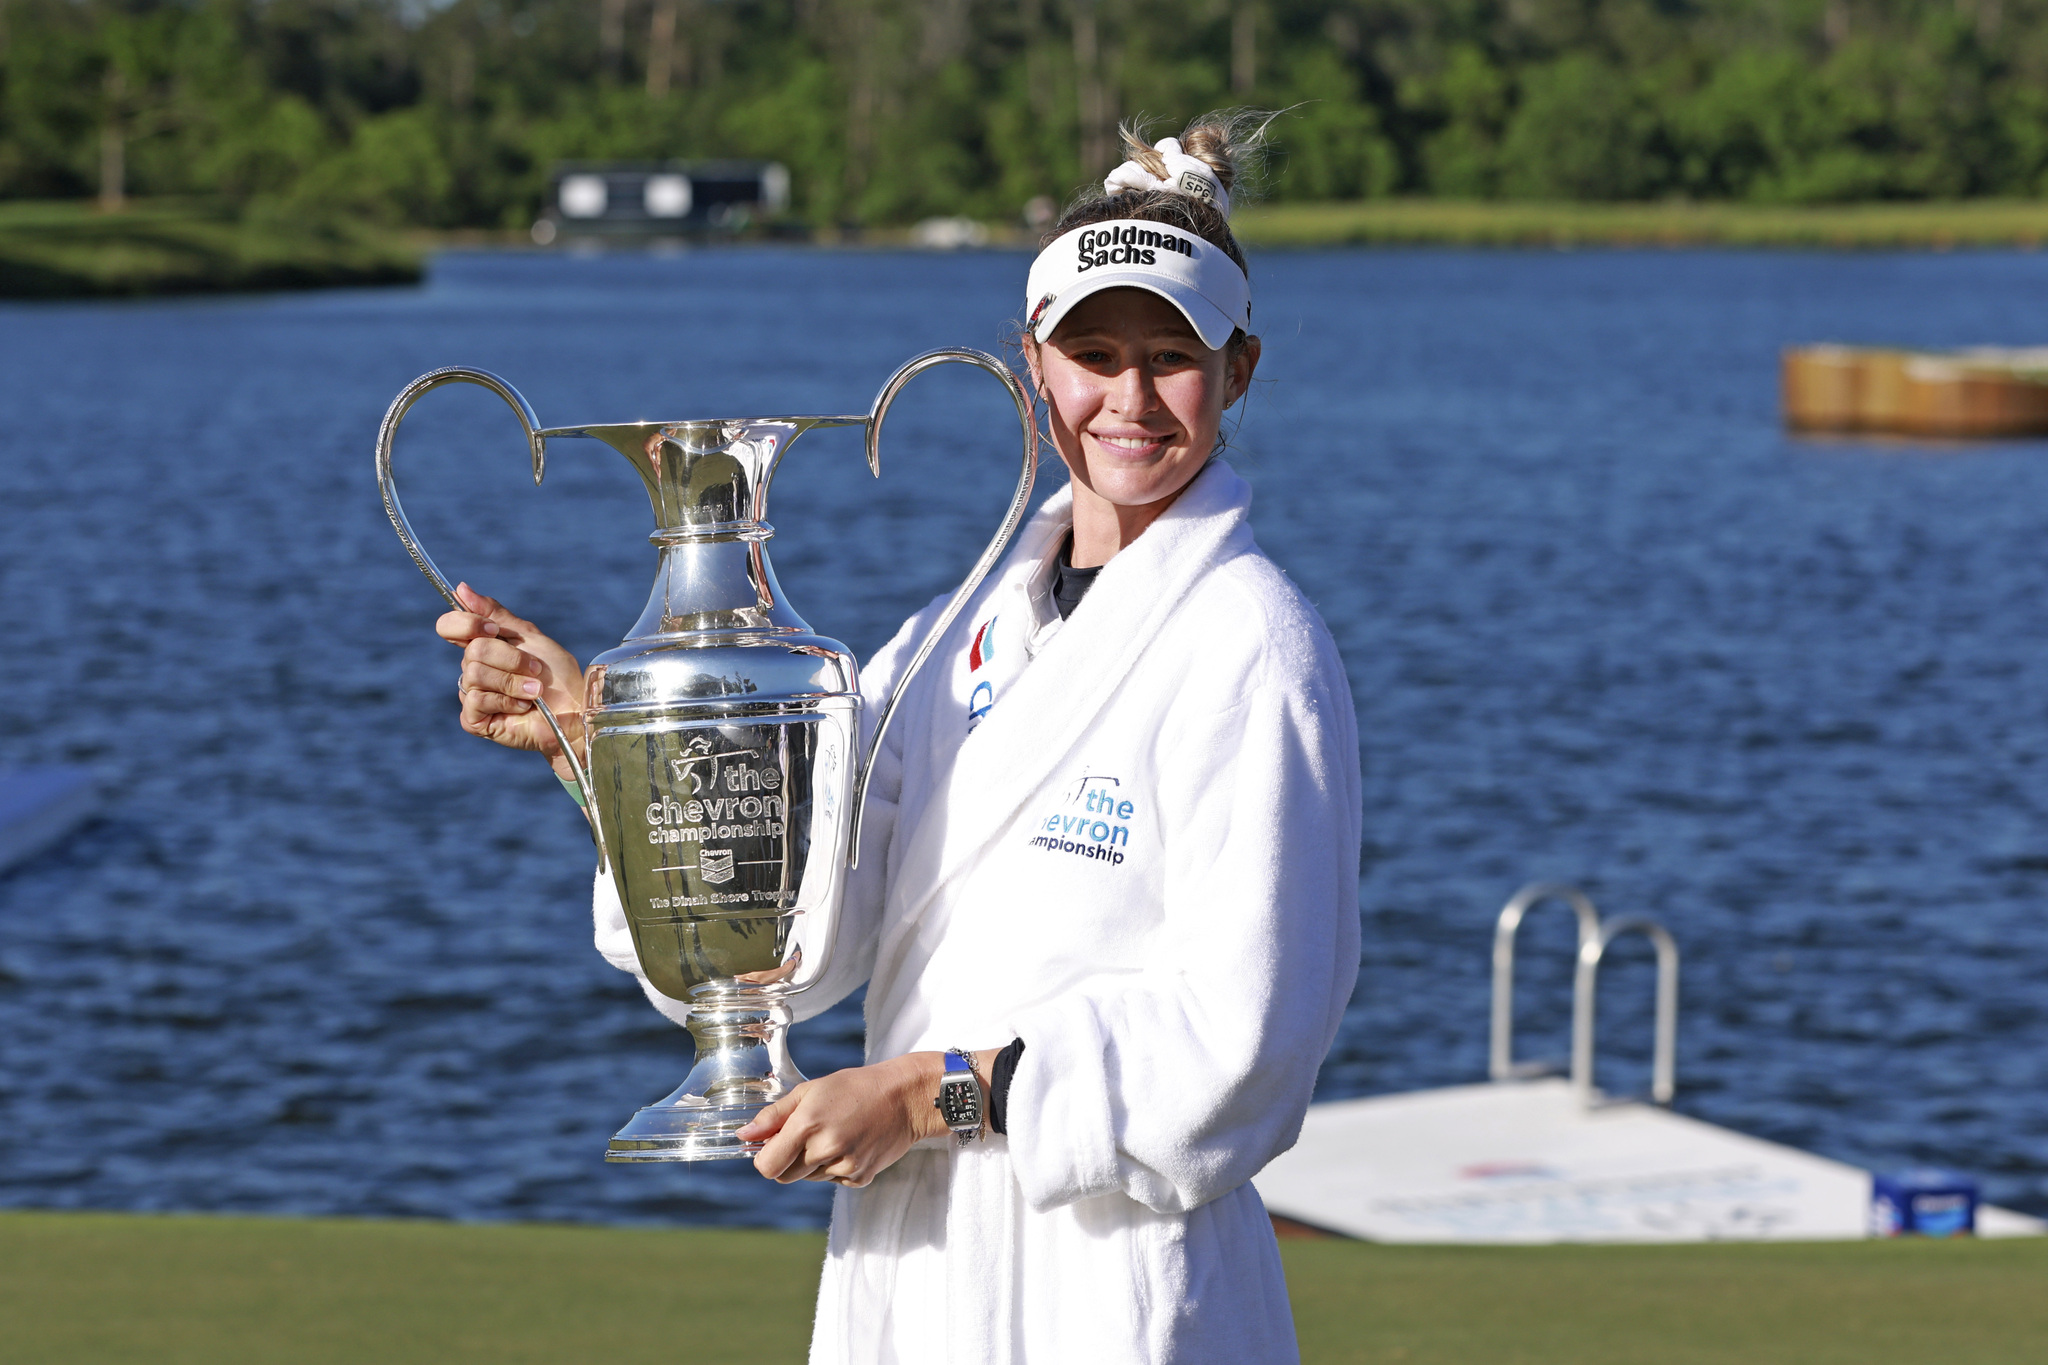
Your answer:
[1489,882,1602,1083]
[1490,882,1681,1107]
[1573,916,1680,1106]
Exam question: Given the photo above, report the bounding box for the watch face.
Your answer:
[937,1074,982,1130]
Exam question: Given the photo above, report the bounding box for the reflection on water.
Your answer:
[2,246,2047,1225]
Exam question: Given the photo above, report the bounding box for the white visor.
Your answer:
[1024,220,1250,352]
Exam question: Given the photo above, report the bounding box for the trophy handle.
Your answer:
[846,349,1040,869]
[375,367,608,864]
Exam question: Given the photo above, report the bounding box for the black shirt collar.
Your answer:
[1052,533,1102,621]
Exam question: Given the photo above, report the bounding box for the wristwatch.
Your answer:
[933,1049,985,1145]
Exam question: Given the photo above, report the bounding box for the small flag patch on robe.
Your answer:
[969,617,996,671]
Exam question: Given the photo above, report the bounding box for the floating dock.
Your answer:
[1782,345,2048,437]
[1258,884,2048,1244]
[0,766,97,875]
[1260,1078,2045,1243]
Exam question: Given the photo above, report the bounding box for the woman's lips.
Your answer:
[1091,432,1170,454]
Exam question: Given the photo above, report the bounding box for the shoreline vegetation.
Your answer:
[10,0,2048,296]
[0,200,420,299]
[5,197,2048,300]
[4,1210,2045,1364]
[1229,198,2048,250]
[12,1,2048,237]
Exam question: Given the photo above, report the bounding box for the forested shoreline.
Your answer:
[4,0,2047,231]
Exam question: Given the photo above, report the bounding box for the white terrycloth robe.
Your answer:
[593,459,1363,1364]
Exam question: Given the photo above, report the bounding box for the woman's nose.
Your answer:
[1107,363,1157,414]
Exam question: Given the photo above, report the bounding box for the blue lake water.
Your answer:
[3,246,2047,1227]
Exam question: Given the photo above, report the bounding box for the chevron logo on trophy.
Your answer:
[698,848,736,884]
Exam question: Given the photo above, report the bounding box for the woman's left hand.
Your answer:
[739,1053,952,1187]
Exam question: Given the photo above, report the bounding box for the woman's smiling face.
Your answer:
[1030,287,1259,523]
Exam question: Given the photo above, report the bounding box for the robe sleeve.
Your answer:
[1002,611,1363,1215]
[591,860,692,1027]
[590,596,950,1027]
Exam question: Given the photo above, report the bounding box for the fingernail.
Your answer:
[521,679,541,696]
[483,622,499,635]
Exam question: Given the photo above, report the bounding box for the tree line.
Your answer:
[3,0,2046,228]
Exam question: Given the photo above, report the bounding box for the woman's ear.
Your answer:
[1023,337,1047,397]
[1225,335,1262,408]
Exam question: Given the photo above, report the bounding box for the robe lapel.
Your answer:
[859,490,1074,1047]
[895,460,1257,933]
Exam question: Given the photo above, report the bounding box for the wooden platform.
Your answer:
[1783,345,2048,437]
[1257,1078,2046,1244]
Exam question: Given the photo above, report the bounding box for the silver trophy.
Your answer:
[376,351,1037,1160]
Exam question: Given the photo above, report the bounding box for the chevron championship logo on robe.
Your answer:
[965,616,999,732]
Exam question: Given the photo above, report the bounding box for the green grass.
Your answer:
[0,199,421,298]
[1232,198,2048,249]
[4,1211,2044,1364]
[0,1212,825,1365]
[1284,1237,2048,1364]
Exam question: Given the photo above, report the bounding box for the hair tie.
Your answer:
[1102,137,1231,217]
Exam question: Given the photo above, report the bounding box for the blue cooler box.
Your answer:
[1870,1170,1977,1237]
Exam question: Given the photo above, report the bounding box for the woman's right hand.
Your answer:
[435,582,587,782]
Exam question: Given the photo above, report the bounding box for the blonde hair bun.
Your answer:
[1117,109,1277,201]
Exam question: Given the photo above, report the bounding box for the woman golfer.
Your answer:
[440,113,1362,1364]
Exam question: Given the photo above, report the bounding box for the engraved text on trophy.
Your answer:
[595,718,829,1000]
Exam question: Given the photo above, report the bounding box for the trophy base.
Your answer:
[605,989,802,1163]
[606,1098,769,1163]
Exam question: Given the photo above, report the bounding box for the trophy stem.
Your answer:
[605,987,806,1162]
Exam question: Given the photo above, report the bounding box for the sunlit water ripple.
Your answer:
[3,245,2046,1226]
